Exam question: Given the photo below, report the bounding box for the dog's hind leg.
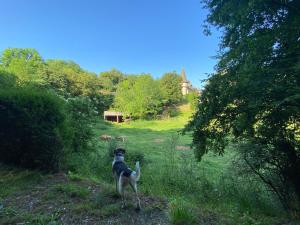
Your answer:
[114,174,118,193]
[118,172,126,208]
[130,182,141,210]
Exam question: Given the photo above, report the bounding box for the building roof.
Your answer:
[104,111,123,116]
[181,69,187,82]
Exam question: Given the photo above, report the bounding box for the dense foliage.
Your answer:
[186,0,300,211]
[159,72,183,105]
[114,74,163,119]
[185,91,199,111]
[0,47,189,172]
[0,48,47,85]
[46,60,101,97]
[99,69,125,92]
[188,0,300,209]
[0,88,67,171]
[0,69,16,89]
[0,49,101,172]
[0,48,188,120]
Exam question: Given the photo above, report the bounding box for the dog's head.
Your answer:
[113,148,126,162]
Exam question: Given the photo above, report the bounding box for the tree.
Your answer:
[159,72,183,105]
[99,69,125,92]
[0,48,46,85]
[114,74,163,119]
[186,0,300,211]
[46,60,101,97]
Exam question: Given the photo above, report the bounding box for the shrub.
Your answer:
[0,69,16,89]
[161,106,179,119]
[104,139,145,165]
[0,88,67,171]
[185,92,198,111]
[65,96,97,153]
[126,151,146,165]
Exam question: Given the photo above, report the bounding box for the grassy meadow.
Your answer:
[88,104,290,224]
[0,105,297,224]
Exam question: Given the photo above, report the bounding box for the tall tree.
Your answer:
[159,72,183,105]
[99,69,125,92]
[46,60,101,97]
[114,74,162,119]
[0,48,46,85]
[186,0,300,211]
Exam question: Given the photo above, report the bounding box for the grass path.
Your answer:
[0,167,169,225]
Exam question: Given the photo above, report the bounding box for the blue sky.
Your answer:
[0,0,221,88]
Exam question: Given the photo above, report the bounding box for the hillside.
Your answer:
[0,105,299,225]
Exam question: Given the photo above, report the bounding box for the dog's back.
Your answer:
[113,161,133,177]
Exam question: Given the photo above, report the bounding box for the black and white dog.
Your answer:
[112,148,141,210]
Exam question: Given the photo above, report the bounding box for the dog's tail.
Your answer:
[134,161,141,181]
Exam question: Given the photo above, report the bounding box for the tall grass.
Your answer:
[71,132,282,217]
[169,198,197,225]
[67,111,286,223]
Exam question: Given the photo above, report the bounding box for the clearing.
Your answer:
[1,105,298,224]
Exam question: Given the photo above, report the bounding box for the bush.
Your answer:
[65,96,97,153]
[0,69,16,89]
[161,106,179,119]
[104,139,145,165]
[185,92,198,111]
[0,88,67,171]
[126,151,146,165]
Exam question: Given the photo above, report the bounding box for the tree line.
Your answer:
[0,48,197,119]
[0,47,196,172]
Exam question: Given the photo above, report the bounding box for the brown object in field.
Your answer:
[100,134,113,141]
[175,145,190,151]
[154,138,164,143]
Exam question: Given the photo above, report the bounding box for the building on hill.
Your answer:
[181,69,193,95]
[104,111,123,123]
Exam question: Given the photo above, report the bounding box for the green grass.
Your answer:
[94,106,194,163]
[0,165,43,199]
[169,198,197,225]
[0,104,294,224]
[53,183,90,198]
[90,104,290,223]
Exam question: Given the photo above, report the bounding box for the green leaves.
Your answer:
[99,69,125,92]
[159,72,183,105]
[46,59,101,97]
[0,48,46,85]
[114,74,163,119]
[186,0,300,210]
